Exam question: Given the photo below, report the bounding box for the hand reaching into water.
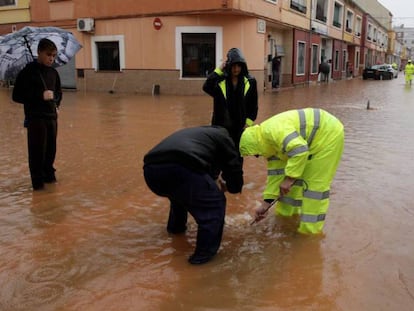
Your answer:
[250,199,279,225]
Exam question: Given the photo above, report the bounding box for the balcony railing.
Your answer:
[333,20,341,28]
[316,15,327,23]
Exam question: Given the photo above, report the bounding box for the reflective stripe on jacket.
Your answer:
[239,108,344,178]
[218,76,251,99]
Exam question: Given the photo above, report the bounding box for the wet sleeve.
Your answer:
[219,133,244,193]
[246,77,258,122]
[263,125,308,179]
[283,134,309,178]
[263,157,285,200]
[12,68,43,104]
[54,72,63,107]
[202,68,224,97]
[12,71,26,104]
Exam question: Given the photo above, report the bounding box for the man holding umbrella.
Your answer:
[12,38,62,190]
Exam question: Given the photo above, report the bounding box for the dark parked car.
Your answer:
[362,64,394,80]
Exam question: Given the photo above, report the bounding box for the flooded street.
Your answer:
[1,76,414,311]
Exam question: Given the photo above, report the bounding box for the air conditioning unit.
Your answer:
[77,18,94,32]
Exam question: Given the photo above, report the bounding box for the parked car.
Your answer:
[384,64,398,78]
[362,64,396,80]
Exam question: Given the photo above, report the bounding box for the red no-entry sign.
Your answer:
[153,18,162,30]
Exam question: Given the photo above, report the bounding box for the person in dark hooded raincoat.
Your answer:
[203,48,258,150]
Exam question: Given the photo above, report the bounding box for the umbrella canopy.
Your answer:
[0,26,82,81]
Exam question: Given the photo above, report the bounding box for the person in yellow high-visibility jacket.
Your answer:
[239,108,344,234]
[404,60,414,85]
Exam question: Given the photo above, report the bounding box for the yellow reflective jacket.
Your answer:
[405,63,414,75]
[239,108,343,178]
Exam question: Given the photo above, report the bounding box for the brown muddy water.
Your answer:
[1,77,414,311]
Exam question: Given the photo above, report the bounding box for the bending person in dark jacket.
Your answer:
[143,126,244,265]
[12,38,62,190]
[203,48,258,150]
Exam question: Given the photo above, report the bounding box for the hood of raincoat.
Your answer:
[225,48,249,76]
[239,125,263,157]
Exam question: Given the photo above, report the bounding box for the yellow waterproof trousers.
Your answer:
[405,73,413,85]
[273,130,344,234]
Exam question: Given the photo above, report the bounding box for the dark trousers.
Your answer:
[143,163,226,257]
[272,70,280,88]
[27,118,57,188]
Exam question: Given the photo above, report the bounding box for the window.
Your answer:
[316,0,327,22]
[176,26,223,79]
[334,50,339,71]
[297,41,306,75]
[291,0,307,14]
[0,0,15,6]
[346,10,354,33]
[356,51,360,70]
[96,42,120,71]
[182,33,216,77]
[367,24,373,41]
[91,35,125,72]
[355,16,362,36]
[342,50,347,71]
[311,44,319,74]
[333,2,343,28]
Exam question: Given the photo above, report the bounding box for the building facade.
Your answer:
[0,0,404,94]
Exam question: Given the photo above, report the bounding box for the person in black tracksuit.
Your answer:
[203,48,258,151]
[12,38,62,190]
[143,126,244,264]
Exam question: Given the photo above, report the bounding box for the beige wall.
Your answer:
[49,1,75,21]
[77,69,264,95]
[71,0,283,21]
[76,14,265,94]
[280,0,310,29]
[0,0,30,24]
[77,15,264,70]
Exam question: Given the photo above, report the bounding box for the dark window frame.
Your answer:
[296,41,306,75]
[96,41,120,71]
[311,44,319,74]
[181,33,216,78]
[0,0,16,6]
[290,0,307,14]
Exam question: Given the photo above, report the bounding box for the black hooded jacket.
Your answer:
[143,126,243,193]
[12,61,62,120]
[203,48,258,146]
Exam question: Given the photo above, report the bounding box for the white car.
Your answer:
[384,64,399,78]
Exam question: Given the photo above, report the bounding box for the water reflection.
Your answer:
[1,76,414,310]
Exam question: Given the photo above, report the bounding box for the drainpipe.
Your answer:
[341,3,345,79]
[308,0,313,85]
